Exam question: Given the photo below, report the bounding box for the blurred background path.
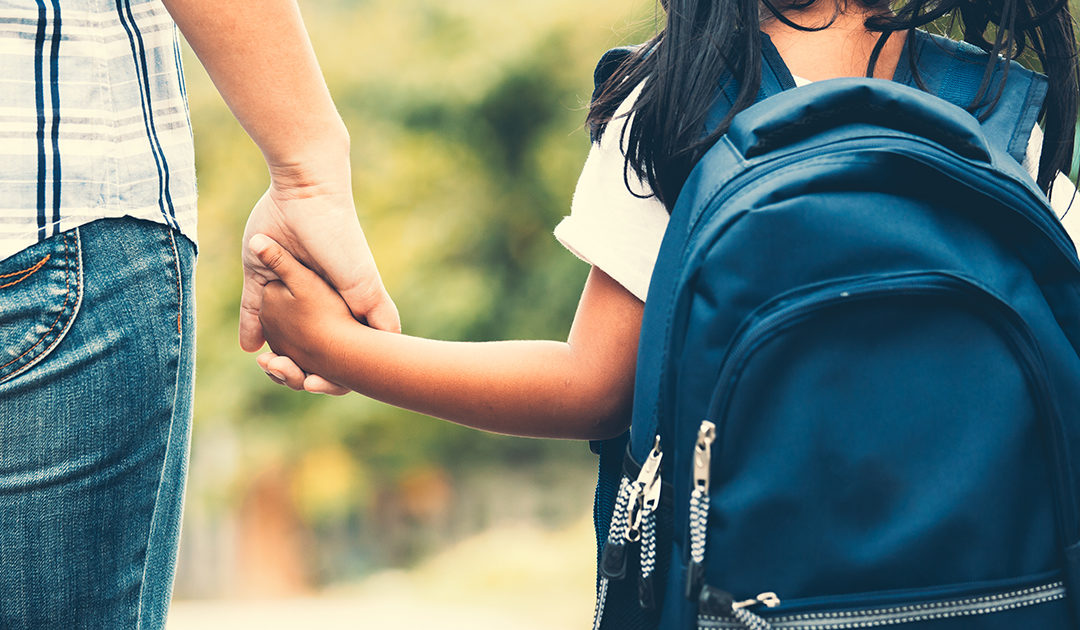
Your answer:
[168,516,596,629]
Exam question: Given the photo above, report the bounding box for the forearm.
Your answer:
[162,0,348,184]
[297,321,632,440]
[257,255,641,438]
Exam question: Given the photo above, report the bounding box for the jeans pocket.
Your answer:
[0,230,82,383]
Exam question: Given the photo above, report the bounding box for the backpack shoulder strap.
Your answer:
[761,33,799,97]
[893,30,1049,163]
[592,35,797,142]
[704,33,797,131]
[626,35,798,456]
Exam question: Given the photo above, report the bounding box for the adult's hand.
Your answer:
[159,0,400,368]
[238,169,401,355]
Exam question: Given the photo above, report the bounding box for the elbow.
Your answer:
[586,411,632,441]
[571,380,633,441]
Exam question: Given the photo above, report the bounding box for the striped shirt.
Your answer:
[0,0,196,262]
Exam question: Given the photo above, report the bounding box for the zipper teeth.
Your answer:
[593,476,635,630]
[699,582,1065,629]
[640,511,657,578]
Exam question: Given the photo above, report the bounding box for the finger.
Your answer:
[239,274,267,352]
[265,353,309,391]
[312,234,401,332]
[248,233,317,290]
[337,281,402,333]
[303,373,350,396]
[260,351,346,395]
[239,235,284,353]
[362,288,402,334]
[256,352,306,390]
[256,351,277,372]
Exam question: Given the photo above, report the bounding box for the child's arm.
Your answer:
[252,235,643,440]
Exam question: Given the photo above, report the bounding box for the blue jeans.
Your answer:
[0,217,196,629]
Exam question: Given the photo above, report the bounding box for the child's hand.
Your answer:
[250,233,358,381]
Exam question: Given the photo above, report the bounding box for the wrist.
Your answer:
[306,317,366,383]
[266,124,351,197]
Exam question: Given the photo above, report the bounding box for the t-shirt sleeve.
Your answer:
[1024,125,1080,242]
[554,85,669,302]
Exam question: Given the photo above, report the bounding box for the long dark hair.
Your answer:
[587,0,1079,209]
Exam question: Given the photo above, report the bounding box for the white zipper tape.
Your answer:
[698,581,1066,629]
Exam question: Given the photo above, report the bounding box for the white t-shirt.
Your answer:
[554,79,1080,302]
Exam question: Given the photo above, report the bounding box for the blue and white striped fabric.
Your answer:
[0,0,196,262]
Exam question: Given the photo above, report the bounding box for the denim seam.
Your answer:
[134,227,186,630]
[0,232,82,379]
[0,254,50,285]
[168,229,181,336]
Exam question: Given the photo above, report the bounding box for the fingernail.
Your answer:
[266,370,285,381]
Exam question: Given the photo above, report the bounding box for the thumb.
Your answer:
[249,234,309,289]
[362,290,402,334]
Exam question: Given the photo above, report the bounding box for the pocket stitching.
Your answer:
[0,254,50,288]
[0,234,78,375]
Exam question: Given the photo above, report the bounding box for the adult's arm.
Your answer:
[161,0,399,355]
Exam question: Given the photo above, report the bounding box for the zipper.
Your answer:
[593,438,667,627]
[626,436,664,543]
[699,585,781,630]
[697,580,1065,629]
[593,476,635,630]
[700,586,782,615]
[633,437,664,610]
[700,271,1075,550]
[685,420,717,601]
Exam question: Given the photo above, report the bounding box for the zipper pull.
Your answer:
[734,592,781,610]
[698,584,734,617]
[599,537,629,580]
[599,477,637,581]
[692,421,717,494]
[685,420,717,601]
[626,436,664,543]
[640,437,665,516]
[699,586,782,617]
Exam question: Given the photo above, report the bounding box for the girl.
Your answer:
[253,0,1079,441]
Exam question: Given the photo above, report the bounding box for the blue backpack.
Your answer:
[590,30,1080,630]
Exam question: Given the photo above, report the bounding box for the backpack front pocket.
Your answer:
[686,270,1073,611]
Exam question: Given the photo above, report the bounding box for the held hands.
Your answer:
[249,233,356,394]
[240,174,399,395]
[239,181,399,349]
